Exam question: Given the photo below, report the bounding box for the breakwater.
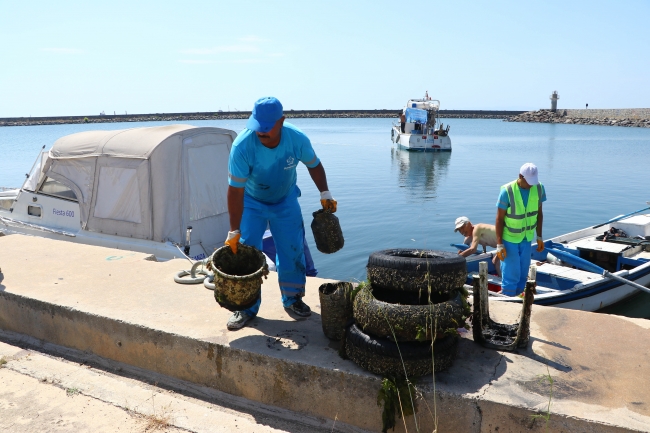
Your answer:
[506,108,650,128]
[0,109,525,127]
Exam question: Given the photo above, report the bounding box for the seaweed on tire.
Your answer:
[345,323,458,377]
[366,249,467,294]
[353,285,467,342]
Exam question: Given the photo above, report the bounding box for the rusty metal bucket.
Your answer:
[210,245,269,312]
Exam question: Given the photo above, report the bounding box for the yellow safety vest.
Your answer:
[502,180,542,243]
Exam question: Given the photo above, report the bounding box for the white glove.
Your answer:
[226,230,240,240]
[320,191,337,212]
[225,230,241,254]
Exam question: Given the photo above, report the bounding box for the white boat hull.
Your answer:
[391,126,451,151]
[0,188,209,260]
[0,216,206,261]
[489,267,650,311]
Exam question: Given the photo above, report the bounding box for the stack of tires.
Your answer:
[345,249,468,377]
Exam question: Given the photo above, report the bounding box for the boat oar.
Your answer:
[451,243,468,251]
[450,243,481,255]
[545,247,605,274]
[602,270,650,295]
[592,205,650,229]
[546,247,650,295]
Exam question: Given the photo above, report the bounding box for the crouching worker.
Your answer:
[454,216,501,273]
[224,96,336,330]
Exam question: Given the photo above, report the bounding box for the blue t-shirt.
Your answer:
[497,182,547,210]
[228,122,320,203]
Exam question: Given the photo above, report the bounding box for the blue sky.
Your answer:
[1,0,648,117]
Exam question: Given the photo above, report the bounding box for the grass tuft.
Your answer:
[530,365,554,432]
[0,356,7,368]
[142,410,172,432]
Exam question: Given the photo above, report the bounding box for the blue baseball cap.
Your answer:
[246,97,283,133]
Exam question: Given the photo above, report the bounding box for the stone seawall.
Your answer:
[0,109,525,127]
[506,108,650,128]
[565,108,650,120]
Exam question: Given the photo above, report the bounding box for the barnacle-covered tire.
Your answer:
[353,285,466,342]
[366,249,466,294]
[345,323,458,377]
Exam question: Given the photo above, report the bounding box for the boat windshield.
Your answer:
[38,177,78,201]
[23,150,48,192]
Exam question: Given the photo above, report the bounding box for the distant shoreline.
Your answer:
[3,108,649,128]
[0,109,525,127]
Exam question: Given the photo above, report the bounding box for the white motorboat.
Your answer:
[0,125,235,261]
[0,125,317,274]
[391,97,451,151]
[457,207,650,311]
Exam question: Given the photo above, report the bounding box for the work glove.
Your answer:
[536,236,545,252]
[496,244,507,261]
[320,191,337,213]
[225,230,241,254]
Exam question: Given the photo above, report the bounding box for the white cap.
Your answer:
[520,163,539,185]
[454,216,470,232]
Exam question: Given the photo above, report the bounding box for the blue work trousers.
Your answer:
[500,239,532,296]
[240,187,306,316]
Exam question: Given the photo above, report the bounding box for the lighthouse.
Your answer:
[550,90,559,112]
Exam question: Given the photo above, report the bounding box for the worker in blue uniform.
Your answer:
[224,96,336,330]
[495,163,547,297]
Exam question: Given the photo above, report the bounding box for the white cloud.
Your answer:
[228,58,265,64]
[179,58,265,65]
[41,48,84,54]
[178,59,217,64]
[239,35,266,43]
[179,37,283,65]
[181,45,259,55]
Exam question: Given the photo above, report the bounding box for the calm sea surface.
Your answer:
[2,118,650,318]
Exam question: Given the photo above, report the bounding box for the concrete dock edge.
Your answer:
[1,235,649,432]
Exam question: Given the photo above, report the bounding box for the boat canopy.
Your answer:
[405,108,428,124]
[32,125,237,248]
[407,99,440,111]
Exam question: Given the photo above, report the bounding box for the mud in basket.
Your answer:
[210,245,269,312]
[318,281,355,340]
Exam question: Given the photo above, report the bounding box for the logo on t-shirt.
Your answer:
[284,156,297,170]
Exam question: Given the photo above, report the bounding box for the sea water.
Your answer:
[2,118,650,317]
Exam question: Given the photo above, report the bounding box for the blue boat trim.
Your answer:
[535,265,650,306]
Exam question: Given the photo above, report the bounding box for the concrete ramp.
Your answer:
[0,234,648,432]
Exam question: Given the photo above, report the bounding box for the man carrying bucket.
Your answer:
[224,96,337,330]
[495,163,547,297]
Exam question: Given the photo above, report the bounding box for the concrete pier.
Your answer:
[1,234,649,432]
